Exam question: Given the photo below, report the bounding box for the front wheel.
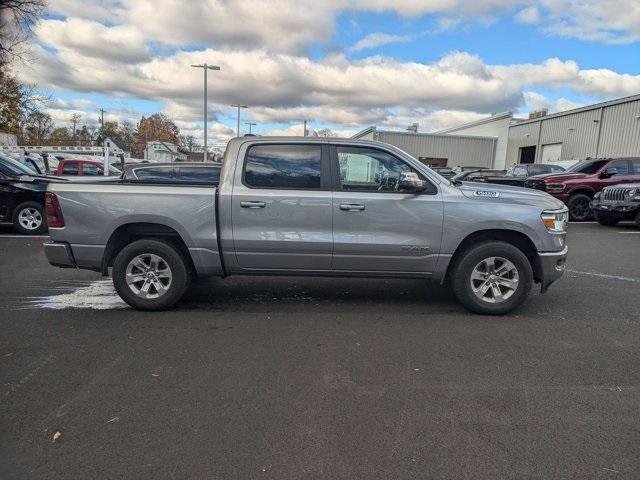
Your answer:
[567,193,592,221]
[112,239,190,310]
[451,241,533,315]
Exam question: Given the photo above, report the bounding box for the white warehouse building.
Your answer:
[439,94,640,169]
[359,94,640,171]
[352,127,497,169]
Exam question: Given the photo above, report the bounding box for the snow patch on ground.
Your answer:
[30,280,128,310]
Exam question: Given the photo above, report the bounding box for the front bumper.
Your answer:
[591,202,639,218]
[43,241,76,268]
[536,246,568,293]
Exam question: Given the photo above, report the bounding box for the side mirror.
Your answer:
[398,172,427,192]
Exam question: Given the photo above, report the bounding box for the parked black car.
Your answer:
[121,162,222,184]
[484,163,565,187]
[451,169,507,183]
[431,167,456,179]
[0,154,52,234]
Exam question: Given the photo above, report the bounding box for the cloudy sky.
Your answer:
[16,0,640,144]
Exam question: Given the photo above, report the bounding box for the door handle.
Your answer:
[339,203,365,211]
[240,201,266,209]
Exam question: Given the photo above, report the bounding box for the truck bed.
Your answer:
[47,181,222,276]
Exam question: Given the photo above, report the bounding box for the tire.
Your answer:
[112,239,190,311]
[635,211,640,230]
[450,241,533,315]
[567,193,592,221]
[12,201,47,234]
[594,211,619,226]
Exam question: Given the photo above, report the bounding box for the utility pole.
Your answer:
[244,122,256,134]
[303,119,308,137]
[99,108,106,131]
[191,63,221,162]
[232,104,248,137]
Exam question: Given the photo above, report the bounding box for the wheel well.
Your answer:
[447,229,541,282]
[567,188,594,199]
[102,223,194,275]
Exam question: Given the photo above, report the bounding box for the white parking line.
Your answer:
[568,221,597,224]
[0,235,49,239]
[566,269,640,283]
[617,231,640,234]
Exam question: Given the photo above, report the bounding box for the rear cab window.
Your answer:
[133,167,176,181]
[178,166,219,183]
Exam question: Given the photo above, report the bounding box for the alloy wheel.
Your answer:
[470,256,519,304]
[18,207,43,231]
[125,253,173,299]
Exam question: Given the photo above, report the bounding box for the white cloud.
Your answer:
[522,91,584,114]
[515,6,540,24]
[349,32,416,52]
[36,18,150,62]
[542,0,640,44]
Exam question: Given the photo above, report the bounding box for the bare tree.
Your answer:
[70,112,82,142]
[0,0,47,64]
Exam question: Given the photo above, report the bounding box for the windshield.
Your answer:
[567,160,608,174]
[0,154,37,175]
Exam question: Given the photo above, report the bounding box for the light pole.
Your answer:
[232,104,247,137]
[191,63,220,162]
[244,122,256,134]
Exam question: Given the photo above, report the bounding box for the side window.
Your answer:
[62,162,79,175]
[529,165,546,175]
[632,160,640,175]
[607,161,629,176]
[83,163,102,176]
[337,146,429,193]
[134,167,176,181]
[244,144,322,189]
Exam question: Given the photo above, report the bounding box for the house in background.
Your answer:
[144,140,186,162]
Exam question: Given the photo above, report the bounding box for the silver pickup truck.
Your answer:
[44,137,568,315]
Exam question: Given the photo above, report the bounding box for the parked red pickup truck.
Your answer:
[51,159,121,176]
[524,157,640,221]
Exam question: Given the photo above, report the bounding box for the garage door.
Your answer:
[541,143,562,163]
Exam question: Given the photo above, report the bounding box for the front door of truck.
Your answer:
[331,145,443,273]
[231,143,333,271]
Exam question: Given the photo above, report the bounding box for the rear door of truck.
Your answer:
[230,142,334,270]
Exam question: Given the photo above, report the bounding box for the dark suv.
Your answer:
[524,158,640,221]
[484,163,565,187]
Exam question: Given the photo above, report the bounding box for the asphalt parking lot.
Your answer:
[1,223,639,479]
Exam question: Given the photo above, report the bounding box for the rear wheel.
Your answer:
[112,239,190,310]
[567,193,592,221]
[594,211,619,226]
[451,241,533,315]
[12,201,47,234]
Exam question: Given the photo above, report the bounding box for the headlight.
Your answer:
[541,209,569,233]
[630,188,640,201]
[545,183,565,193]
[593,191,601,200]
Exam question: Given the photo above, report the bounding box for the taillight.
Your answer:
[45,192,65,228]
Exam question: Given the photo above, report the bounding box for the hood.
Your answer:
[458,181,566,210]
[534,172,588,183]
